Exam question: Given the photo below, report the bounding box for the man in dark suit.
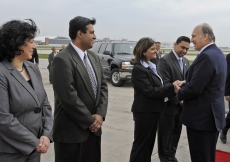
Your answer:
[220,53,230,143]
[175,23,227,162]
[28,47,39,66]
[157,36,190,162]
[151,42,162,65]
[51,16,108,162]
[59,44,66,52]
[47,47,57,83]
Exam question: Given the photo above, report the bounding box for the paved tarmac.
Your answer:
[38,59,230,162]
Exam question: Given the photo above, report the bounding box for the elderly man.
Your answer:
[174,23,227,162]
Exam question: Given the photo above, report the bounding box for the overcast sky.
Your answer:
[0,0,230,46]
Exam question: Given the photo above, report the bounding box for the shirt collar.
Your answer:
[70,42,87,61]
[172,49,181,60]
[140,60,156,69]
[198,42,214,54]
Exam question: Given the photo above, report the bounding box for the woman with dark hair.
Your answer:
[129,38,178,162]
[0,19,53,162]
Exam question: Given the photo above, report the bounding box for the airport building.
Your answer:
[35,36,70,45]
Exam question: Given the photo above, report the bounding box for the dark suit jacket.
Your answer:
[51,44,108,143]
[28,48,39,64]
[157,51,190,115]
[131,63,175,112]
[225,53,230,96]
[178,44,227,131]
[0,59,53,155]
[47,52,55,70]
[158,51,163,58]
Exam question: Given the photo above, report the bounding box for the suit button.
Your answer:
[34,108,41,113]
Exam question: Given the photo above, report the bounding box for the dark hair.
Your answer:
[131,37,155,65]
[69,16,96,40]
[0,19,39,62]
[176,36,190,44]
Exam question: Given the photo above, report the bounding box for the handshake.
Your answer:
[172,80,186,94]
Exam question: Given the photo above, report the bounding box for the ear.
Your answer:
[173,42,177,47]
[203,33,209,41]
[77,30,82,39]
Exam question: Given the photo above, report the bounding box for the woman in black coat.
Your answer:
[129,38,177,162]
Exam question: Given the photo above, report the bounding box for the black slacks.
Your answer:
[222,102,230,135]
[130,112,161,162]
[48,68,52,83]
[0,149,40,162]
[54,132,101,162]
[186,127,219,162]
[158,107,182,161]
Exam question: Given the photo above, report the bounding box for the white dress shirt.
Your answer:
[70,42,98,86]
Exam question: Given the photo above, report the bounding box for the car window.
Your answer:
[99,44,107,54]
[105,44,112,53]
[91,42,101,53]
[114,43,136,55]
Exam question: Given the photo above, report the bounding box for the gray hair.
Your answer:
[200,23,215,42]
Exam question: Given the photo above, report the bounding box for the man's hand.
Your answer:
[89,114,103,132]
[174,80,186,87]
[36,136,50,154]
[225,96,230,101]
[173,80,180,94]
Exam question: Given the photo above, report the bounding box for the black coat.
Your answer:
[225,53,230,96]
[178,44,227,131]
[131,62,175,112]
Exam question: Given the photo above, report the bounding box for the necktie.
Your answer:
[178,58,183,73]
[83,54,97,98]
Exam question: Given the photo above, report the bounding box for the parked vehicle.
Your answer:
[90,41,136,87]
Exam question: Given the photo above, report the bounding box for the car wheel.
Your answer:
[110,68,125,87]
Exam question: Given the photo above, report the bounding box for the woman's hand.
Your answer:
[36,136,50,154]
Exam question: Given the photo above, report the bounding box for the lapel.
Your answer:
[169,51,183,76]
[182,57,189,78]
[68,44,96,101]
[2,59,40,107]
[24,61,41,106]
[145,66,162,85]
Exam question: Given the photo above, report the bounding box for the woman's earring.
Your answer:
[143,53,145,56]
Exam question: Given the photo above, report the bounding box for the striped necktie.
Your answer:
[83,53,97,98]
